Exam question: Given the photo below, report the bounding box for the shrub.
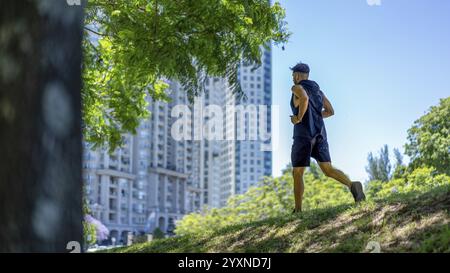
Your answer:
[368,167,450,199]
[153,228,165,240]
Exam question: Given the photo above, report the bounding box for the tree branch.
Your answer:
[84,26,107,37]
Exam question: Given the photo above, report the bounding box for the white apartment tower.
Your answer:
[83,46,273,241]
[83,81,200,244]
[219,45,273,206]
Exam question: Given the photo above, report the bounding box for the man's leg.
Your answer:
[292,167,306,212]
[317,162,352,188]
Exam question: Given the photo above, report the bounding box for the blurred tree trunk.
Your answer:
[0,0,84,252]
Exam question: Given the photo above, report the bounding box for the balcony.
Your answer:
[110,177,118,186]
[167,164,176,171]
[120,189,127,198]
[108,213,117,222]
[109,188,117,196]
[109,204,118,211]
[132,206,144,214]
[121,157,130,165]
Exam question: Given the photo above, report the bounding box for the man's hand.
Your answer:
[290,115,301,125]
[321,91,335,118]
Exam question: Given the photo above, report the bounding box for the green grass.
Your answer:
[108,185,450,253]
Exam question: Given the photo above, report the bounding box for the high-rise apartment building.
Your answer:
[83,81,198,244]
[83,45,273,242]
[220,45,273,206]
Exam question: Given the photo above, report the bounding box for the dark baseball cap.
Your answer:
[290,62,310,73]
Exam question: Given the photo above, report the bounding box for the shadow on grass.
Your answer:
[111,185,450,253]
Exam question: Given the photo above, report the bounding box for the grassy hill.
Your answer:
[109,185,450,253]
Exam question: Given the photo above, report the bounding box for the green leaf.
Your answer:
[111,10,121,16]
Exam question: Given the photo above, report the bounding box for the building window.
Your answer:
[109,213,116,222]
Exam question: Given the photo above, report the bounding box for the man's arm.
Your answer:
[291,85,309,124]
[321,91,334,118]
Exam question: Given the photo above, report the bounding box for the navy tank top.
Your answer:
[290,80,327,139]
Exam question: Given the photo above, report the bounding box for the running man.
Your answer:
[289,62,365,213]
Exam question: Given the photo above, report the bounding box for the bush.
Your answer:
[153,228,165,240]
[367,167,450,199]
[84,214,109,245]
[132,234,149,244]
[83,219,97,246]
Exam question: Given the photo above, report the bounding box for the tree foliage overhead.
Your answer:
[82,0,290,150]
[405,97,450,175]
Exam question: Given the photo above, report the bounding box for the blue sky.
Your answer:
[271,0,450,181]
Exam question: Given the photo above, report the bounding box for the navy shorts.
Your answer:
[291,134,331,167]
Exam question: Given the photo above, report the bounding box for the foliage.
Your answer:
[132,234,149,244]
[83,218,97,246]
[83,188,109,245]
[405,97,450,175]
[366,166,450,199]
[82,0,290,151]
[392,148,407,179]
[366,145,408,181]
[83,188,97,246]
[366,144,392,182]
[84,214,110,242]
[152,227,165,240]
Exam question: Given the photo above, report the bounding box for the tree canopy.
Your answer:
[82,0,290,150]
[405,97,450,175]
[365,145,406,181]
[366,145,392,182]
